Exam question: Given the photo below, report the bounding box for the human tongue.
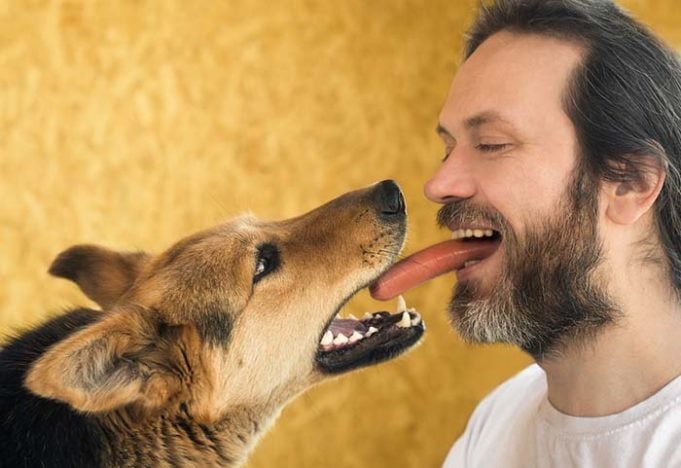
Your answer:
[369,239,499,300]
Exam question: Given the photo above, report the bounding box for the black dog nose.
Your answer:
[374,179,405,215]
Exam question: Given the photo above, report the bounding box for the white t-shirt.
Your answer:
[444,364,681,468]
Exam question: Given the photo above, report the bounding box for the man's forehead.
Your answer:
[440,31,584,133]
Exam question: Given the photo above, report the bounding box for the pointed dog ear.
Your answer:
[49,244,150,308]
[25,310,181,414]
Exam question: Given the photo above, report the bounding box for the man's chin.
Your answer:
[448,293,494,342]
[447,283,524,346]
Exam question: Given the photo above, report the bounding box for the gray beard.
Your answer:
[445,170,621,360]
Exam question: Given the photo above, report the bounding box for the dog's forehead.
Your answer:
[214,214,293,240]
[199,214,265,241]
[209,214,274,238]
[228,214,259,230]
[151,217,258,270]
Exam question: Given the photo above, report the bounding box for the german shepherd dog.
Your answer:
[0,180,424,467]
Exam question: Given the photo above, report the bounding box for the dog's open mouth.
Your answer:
[315,296,425,374]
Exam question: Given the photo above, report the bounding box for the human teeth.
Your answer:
[396,295,407,313]
[349,331,363,343]
[333,333,349,345]
[411,313,422,326]
[349,314,358,320]
[453,228,497,240]
[464,260,480,268]
[397,311,411,328]
[366,326,378,337]
[321,331,333,346]
[364,312,373,319]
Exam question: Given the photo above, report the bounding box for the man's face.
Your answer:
[425,32,619,358]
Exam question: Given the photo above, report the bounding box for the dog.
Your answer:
[0,180,424,467]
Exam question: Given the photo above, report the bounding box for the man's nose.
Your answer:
[424,150,477,203]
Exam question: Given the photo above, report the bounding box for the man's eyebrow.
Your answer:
[436,111,517,139]
[464,111,514,130]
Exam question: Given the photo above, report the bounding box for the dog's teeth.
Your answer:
[365,326,378,337]
[320,331,333,346]
[349,331,363,343]
[333,333,349,345]
[396,311,411,328]
[348,314,358,320]
[410,313,422,326]
[396,295,407,313]
[363,312,373,320]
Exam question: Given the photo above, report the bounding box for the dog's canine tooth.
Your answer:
[396,295,407,314]
[333,333,349,345]
[396,311,411,328]
[348,314,358,320]
[365,326,378,337]
[363,312,373,320]
[348,331,363,343]
[320,331,333,346]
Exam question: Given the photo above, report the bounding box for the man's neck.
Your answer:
[539,278,681,417]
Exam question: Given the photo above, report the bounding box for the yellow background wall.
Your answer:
[1,1,679,466]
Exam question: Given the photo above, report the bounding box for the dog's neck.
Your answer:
[102,402,281,467]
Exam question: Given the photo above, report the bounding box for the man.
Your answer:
[372,0,681,466]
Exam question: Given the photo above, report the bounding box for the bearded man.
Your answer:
[372,0,681,466]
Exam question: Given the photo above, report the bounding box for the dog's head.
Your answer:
[26,181,424,422]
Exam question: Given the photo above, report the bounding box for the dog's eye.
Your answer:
[254,243,279,283]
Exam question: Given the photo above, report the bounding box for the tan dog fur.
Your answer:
[21,183,409,466]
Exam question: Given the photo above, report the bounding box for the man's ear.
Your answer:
[603,158,666,225]
[49,244,150,308]
[25,310,180,414]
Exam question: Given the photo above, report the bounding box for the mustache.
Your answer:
[436,201,508,234]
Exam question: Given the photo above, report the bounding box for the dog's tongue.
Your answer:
[369,240,499,300]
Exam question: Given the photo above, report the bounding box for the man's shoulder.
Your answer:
[461,363,547,441]
[444,364,546,467]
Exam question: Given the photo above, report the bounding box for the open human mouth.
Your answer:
[315,295,425,374]
[369,227,502,300]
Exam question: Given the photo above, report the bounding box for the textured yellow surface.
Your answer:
[1,1,679,466]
